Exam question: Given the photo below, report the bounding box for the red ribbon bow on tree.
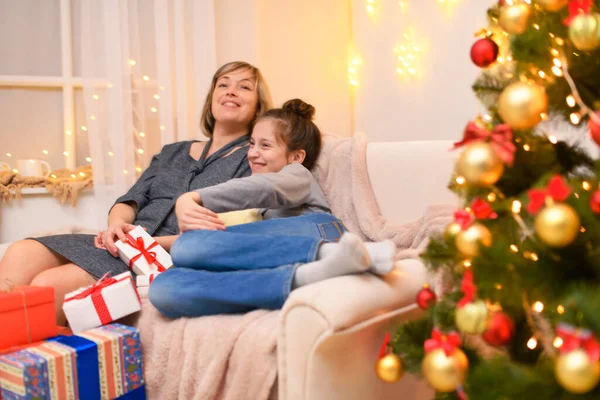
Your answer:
[458,268,477,308]
[454,197,498,230]
[564,0,593,26]
[526,175,572,214]
[378,332,391,359]
[453,121,517,166]
[556,323,600,361]
[424,328,462,356]
[124,234,166,272]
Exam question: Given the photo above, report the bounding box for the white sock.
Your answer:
[364,241,396,276]
[317,237,397,276]
[293,232,371,288]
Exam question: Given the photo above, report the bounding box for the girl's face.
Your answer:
[248,119,304,174]
[211,68,259,130]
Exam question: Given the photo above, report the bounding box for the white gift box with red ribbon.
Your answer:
[136,273,159,299]
[62,272,141,334]
[115,225,173,275]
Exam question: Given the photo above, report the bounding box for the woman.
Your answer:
[0,61,272,324]
[149,99,396,318]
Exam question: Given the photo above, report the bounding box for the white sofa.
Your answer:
[0,140,457,400]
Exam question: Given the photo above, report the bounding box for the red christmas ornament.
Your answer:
[470,38,499,68]
[416,284,437,310]
[482,311,515,346]
[591,190,600,214]
[589,110,600,147]
[498,0,508,6]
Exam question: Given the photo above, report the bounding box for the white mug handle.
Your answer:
[40,160,52,178]
[0,161,9,171]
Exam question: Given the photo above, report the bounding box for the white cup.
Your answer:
[17,159,51,178]
[0,161,10,172]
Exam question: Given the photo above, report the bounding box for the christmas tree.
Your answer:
[375,1,600,399]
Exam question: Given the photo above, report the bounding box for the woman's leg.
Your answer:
[30,263,97,326]
[171,213,344,272]
[149,265,296,318]
[0,239,69,291]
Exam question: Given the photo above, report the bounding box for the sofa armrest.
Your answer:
[278,259,430,400]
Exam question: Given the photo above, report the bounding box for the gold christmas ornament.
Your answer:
[498,81,548,130]
[568,13,600,52]
[376,353,405,383]
[534,203,580,247]
[555,349,600,394]
[422,348,469,392]
[455,300,489,334]
[455,142,504,186]
[444,222,462,243]
[536,0,568,11]
[455,223,492,257]
[499,4,532,35]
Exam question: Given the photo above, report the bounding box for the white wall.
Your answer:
[215,0,352,137]
[351,0,491,142]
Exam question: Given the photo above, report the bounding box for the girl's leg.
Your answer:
[149,265,296,318]
[150,233,378,319]
[0,239,69,291]
[30,263,97,326]
[171,213,344,272]
[171,230,322,272]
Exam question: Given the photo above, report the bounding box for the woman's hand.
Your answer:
[95,221,138,257]
[176,192,225,233]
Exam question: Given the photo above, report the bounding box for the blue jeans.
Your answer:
[149,213,345,318]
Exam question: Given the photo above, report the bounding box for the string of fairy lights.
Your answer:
[350,0,461,86]
[2,59,158,178]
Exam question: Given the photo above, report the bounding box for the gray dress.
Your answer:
[34,136,251,279]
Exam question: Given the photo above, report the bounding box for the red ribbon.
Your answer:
[424,328,461,356]
[458,268,476,308]
[526,175,572,214]
[564,0,592,26]
[472,197,498,220]
[378,332,391,359]
[124,234,166,273]
[454,198,497,230]
[556,323,600,362]
[64,273,119,325]
[453,121,517,166]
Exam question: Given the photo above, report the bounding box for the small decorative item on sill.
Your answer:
[0,165,93,206]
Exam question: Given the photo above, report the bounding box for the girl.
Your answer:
[0,61,272,324]
[149,99,396,318]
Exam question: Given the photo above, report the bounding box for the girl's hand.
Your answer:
[175,192,225,233]
[99,221,138,257]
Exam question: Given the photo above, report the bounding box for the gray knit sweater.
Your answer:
[196,163,331,220]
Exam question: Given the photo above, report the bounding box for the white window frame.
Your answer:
[0,0,108,170]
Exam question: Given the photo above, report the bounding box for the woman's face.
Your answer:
[211,68,259,131]
[248,119,296,174]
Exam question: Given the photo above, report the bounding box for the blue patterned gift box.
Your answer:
[0,323,145,400]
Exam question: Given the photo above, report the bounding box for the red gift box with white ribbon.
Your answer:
[62,272,141,333]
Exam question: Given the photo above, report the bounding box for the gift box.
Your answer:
[0,286,57,350]
[63,272,141,334]
[217,208,263,227]
[115,226,172,275]
[0,323,145,400]
[135,274,158,299]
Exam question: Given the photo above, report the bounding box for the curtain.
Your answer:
[77,0,216,226]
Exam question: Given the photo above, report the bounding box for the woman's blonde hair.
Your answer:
[200,61,273,137]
